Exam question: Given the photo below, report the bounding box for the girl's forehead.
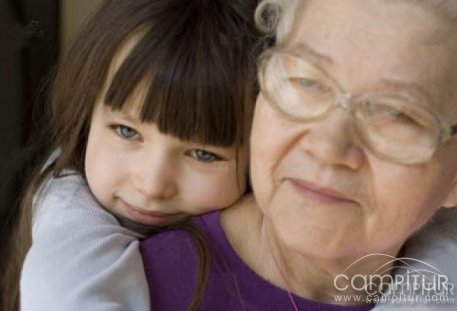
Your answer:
[99,100,140,122]
[105,29,148,90]
[100,82,147,119]
[99,29,151,116]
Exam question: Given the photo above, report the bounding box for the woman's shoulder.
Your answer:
[140,211,221,256]
[140,196,255,262]
[139,212,223,310]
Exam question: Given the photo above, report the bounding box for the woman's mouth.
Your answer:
[289,179,356,205]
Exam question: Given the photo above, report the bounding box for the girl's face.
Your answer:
[85,100,248,227]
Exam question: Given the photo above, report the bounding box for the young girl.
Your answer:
[15,0,260,310]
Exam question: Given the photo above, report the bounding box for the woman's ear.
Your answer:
[442,178,457,208]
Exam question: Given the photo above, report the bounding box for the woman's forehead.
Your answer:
[287,0,456,56]
[283,0,457,116]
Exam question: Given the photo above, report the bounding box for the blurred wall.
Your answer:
[61,0,104,51]
[0,0,24,156]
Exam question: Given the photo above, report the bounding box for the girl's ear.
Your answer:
[442,178,457,208]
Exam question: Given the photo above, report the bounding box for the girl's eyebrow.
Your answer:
[118,113,140,124]
[102,105,140,123]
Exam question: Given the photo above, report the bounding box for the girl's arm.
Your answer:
[20,173,150,311]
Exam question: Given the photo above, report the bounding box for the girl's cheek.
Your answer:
[187,172,243,209]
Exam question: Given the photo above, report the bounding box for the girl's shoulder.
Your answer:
[34,170,98,217]
[31,170,132,237]
[36,170,86,199]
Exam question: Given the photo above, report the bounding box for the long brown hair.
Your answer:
[3,0,262,310]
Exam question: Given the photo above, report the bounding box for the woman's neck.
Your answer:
[221,196,400,305]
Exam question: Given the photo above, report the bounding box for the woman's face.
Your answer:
[251,0,457,259]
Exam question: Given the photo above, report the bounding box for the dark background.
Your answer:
[0,0,59,260]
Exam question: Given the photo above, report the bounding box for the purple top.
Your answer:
[140,211,374,310]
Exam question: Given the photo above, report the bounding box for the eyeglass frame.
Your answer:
[257,47,457,164]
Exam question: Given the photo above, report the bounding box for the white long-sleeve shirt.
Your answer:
[20,173,150,311]
[374,208,457,310]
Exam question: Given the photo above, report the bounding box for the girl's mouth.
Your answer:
[119,199,182,226]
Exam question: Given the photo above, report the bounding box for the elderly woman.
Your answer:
[141,0,457,309]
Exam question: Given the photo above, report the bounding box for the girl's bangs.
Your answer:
[103,26,246,147]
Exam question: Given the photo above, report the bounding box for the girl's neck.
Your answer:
[222,197,398,305]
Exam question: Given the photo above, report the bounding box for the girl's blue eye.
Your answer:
[189,149,223,163]
[114,125,139,140]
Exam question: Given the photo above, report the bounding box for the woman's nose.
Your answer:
[299,109,365,170]
[131,151,178,200]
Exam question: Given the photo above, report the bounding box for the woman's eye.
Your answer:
[367,102,416,123]
[290,77,328,92]
[113,125,139,140]
[298,78,317,88]
[188,149,223,163]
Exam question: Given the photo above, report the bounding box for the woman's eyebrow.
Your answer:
[377,79,434,103]
[293,43,334,65]
[291,44,433,102]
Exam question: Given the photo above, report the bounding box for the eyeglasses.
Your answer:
[258,48,457,164]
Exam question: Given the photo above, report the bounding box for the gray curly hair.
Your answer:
[254,0,457,43]
[254,0,299,41]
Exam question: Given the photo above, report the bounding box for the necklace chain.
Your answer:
[267,235,300,311]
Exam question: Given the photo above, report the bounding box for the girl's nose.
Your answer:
[132,151,178,200]
[299,109,365,170]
